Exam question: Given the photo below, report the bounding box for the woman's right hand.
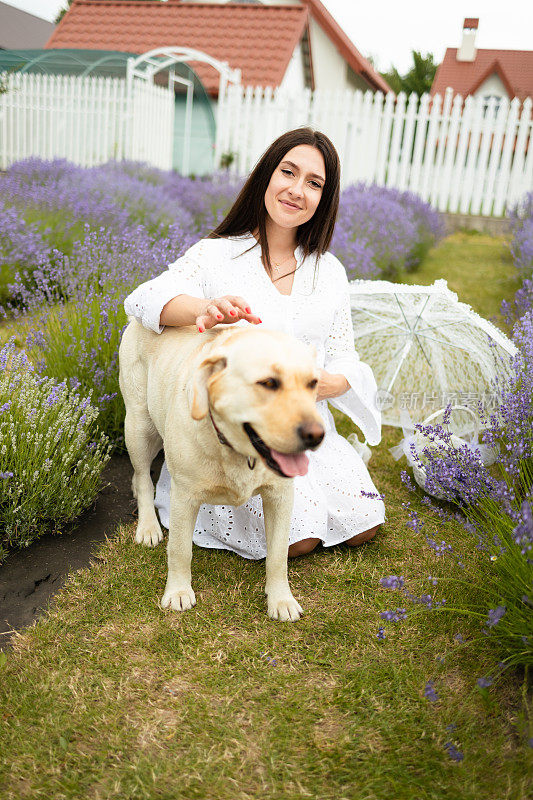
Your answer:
[196,296,262,332]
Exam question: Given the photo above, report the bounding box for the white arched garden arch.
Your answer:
[126,47,241,173]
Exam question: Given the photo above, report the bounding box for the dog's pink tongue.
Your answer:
[270,450,309,477]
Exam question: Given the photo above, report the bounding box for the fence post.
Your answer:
[430,87,453,206]
[386,92,406,188]
[482,97,510,216]
[507,97,533,211]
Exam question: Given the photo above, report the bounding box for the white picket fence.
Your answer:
[216,85,533,216]
[0,72,174,170]
[1,72,532,216]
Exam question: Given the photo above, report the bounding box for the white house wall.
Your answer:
[474,72,510,101]
[279,43,306,94]
[308,16,347,90]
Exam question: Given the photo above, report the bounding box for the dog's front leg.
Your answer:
[261,484,303,622]
[161,478,199,612]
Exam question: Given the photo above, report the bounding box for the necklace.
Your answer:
[271,251,296,273]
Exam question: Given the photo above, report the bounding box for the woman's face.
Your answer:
[264,145,326,230]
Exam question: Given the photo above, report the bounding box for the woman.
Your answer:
[124,127,385,559]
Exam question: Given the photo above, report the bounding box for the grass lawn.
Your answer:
[398,230,521,331]
[0,233,531,799]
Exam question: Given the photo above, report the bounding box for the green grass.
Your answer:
[397,231,520,331]
[0,231,531,799]
[0,435,530,799]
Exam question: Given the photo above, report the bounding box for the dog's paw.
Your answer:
[135,522,163,547]
[160,586,196,612]
[267,595,304,622]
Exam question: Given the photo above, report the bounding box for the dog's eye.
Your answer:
[257,378,281,390]
[308,379,318,389]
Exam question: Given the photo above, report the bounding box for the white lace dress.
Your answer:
[124,234,385,559]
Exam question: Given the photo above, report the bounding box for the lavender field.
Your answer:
[0,159,531,793]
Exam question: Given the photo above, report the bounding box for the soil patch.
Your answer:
[0,453,164,650]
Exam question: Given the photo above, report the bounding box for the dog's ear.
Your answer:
[191,353,228,420]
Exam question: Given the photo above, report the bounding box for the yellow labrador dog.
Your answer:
[119,320,325,622]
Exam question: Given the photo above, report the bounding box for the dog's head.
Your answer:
[191,328,325,478]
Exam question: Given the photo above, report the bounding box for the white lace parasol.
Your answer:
[349,279,517,428]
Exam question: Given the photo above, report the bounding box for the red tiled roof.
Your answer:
[47,0,390,96]
[47,1,308,94]
[431,47,533,102]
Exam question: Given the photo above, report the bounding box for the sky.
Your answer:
[4,0,533,73]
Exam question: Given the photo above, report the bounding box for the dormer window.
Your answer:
[482,94,502,118]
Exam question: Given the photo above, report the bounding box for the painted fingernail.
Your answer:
[198,326,204,333]
[216,313,223,320]
[245,307,251,314]
[229,310,237,316]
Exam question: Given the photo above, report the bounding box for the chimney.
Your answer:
[457,18,478,62]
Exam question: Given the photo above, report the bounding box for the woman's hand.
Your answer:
[196,296,262,332]
[316,369,350,402]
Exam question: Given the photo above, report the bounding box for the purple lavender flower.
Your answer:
[476,676,493,689]
[486,606,506,628]
[419,594,433,608]
[513,501,533,556]
[424,680,439,702]
[376,627,386,640]
[444,742,464,762]
[424,535,453,557]
[380,608,407,622]
[379,575,404,589]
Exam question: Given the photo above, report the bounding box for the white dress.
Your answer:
[124,234,385,559]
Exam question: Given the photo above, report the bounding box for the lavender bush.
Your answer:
[0,339,111,559]
[331,183,444,280]
[23,223,196,443]
[502,192,533,324]
[0,202,53,305]
[385,194,533,671]
[1,158,231,254]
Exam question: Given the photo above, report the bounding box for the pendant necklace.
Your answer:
[272,252,296,273]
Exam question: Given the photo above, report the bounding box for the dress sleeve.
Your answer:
[324,255,382,446]
[124,240,207,334]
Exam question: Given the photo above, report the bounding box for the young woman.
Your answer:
[124,127,385,559]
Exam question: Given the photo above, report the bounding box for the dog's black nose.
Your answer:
[297,422,325,449]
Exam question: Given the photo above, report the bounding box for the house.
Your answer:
[46,0,391,97]
[0,1,55,49]
[431,18,533,110]
[44,0,390,173]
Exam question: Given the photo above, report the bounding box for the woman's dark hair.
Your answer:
[209,127,340,275]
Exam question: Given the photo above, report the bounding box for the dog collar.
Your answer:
[208,408,256,471]
[208,407,233,448]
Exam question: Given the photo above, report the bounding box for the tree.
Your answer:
[381,51,437,97]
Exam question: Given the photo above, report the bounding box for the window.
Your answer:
[482,94,502,118]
